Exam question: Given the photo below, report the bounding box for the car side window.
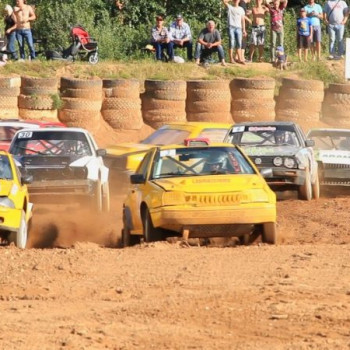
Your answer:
[135,151,153,178]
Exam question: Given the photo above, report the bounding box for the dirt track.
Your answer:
[0,189,350,349]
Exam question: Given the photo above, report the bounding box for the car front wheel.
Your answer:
[262,222,277,244]
[298,168,312,201]
[142,208,162,243]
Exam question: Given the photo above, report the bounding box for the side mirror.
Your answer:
[260,168,273,178]
[130,174,145,184]
[21,174,33,185]
[96,149,107,157]
[305,140,315,147]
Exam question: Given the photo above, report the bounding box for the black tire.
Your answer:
[88,52,99,65]
[142,208,162,243]
[122,212,140,247]
[298,168,312,201]
[239,233,250,246]
[262,222,277,244]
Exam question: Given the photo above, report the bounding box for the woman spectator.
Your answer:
[3,4,18,60]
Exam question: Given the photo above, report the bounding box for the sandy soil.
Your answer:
[1,117,350,349]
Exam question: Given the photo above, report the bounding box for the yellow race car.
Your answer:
[104,122,232,175]
[0,151,33,248]
[122,142,277,246]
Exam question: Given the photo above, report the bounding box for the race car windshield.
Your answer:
[151,147,255,179]
[11,131,92,157]
[308,132,350,151]
[231,129,300,147]
[0,155,13,180]
[142,129,191,145]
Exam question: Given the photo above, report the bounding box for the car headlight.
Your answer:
[0,197,15,208]
[284,157,296,169]
[273,157,283,166]
[162,191,185,206]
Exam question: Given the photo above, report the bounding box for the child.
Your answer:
[275,45,287,69]
[296,8,312,62]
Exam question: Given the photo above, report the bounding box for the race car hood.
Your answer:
[106,143,153,156]
[153,174,264,192]
[316,150,350,164]
[0,179,13,197]
[242,145,301,157]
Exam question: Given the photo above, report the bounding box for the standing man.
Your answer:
[248,0,269,62]
[267,0,288,63]
[223,0,247,64]
[304,0,323,61]
[151,15,174,62]
[3,5,18,60]
[14,0,36,61]
[194,20,227,66]
[169,14,193,61]
[324,0,349,59]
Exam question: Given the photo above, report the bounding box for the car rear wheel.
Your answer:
[312,174,320,200]
[298,168,312,201]
[239,234,250,246]
[142,208,162,243]
[262,222,277,244]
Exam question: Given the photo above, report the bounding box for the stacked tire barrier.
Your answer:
[276,78,324,123]
[230,78,275,122]
[322,83,350,127]
[19,76,58,120]
[102,79,143,130]
[142,80,186,129]
[187,80,231,122]
[59,77,102,132]
[0,77,21,119]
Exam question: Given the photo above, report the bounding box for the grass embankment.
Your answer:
[0,57,345,86]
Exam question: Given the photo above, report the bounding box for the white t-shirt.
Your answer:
[227,4,246,27]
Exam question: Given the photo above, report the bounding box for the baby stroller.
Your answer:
[46,25,99,64]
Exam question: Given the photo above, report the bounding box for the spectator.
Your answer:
[169,14,193,61]
[324,0,349,59]
[297,8,313,62]
[151,15,174,62]
[248,0,269,62]
[13,0,36,61]
[3,4,18,60]
[304,0,323,61]
[223,0,247,64]
[194,20,227,66]
[266,0,288,63]
[238,0,252,61]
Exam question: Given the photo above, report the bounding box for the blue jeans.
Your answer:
[172,41,193,60]
[6,31,18,60]
[328,24,345,56]
[228,26,243,49]
[16,28,35,60]
[152,42,174,61]
[194,43,225,62]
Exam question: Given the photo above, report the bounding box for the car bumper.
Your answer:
[259,167,306,186]
[0,207,22,232]
[28,179,97,203]
[151,204,276,232]
[320,167,350,186]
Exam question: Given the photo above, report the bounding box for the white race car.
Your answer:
[307,128,350,186]
[9,127,109,211]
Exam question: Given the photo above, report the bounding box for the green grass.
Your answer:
[0,57,345,85]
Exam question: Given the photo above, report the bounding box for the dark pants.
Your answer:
[6,31,18,60]
[16,28,35,60]
[194,43,225,62]
[152,42,174,61]
[171,41,193,60]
